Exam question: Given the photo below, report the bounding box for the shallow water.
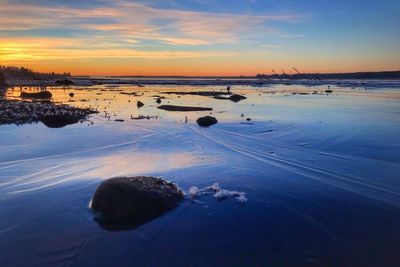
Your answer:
[1,83,400,266]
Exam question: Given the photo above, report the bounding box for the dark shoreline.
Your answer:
[4,77,400,89]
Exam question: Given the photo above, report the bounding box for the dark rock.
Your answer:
[156,98,162,104]
[158,105,212,112]
[214,94,247,102]
[246,118,251,121]
[69,92,74,98]
[40,115,80,128]
[163,91,230,97]
[229,94,247,102]
[91,176,183,229]
[197,116,218,127]
[137,101,144,108]
[325,89,333,93]
[20,91,52,99]
[114,119,124,122]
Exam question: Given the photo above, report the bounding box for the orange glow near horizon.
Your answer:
[1,35,398,76]
[3,58,398,77]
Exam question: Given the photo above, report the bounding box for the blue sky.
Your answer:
[0,0,399,75]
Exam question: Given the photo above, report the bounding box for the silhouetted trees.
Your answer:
[0,65,71,81]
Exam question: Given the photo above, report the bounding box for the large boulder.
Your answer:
[197,116,218,127]
[91,176,183,228]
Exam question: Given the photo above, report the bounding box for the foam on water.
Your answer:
[188,183,248,203]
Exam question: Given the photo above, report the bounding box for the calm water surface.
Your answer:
[0,84,399,266]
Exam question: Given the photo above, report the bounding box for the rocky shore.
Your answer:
[0,99,97,127]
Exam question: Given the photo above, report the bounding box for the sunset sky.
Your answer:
[0,0,399,76]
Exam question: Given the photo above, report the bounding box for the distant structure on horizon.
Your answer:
[0,65,71,83]
[256,70,400,80]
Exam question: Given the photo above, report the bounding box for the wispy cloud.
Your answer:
[0,0,303,40]
[0,0,305,66]
[0,37,236,64]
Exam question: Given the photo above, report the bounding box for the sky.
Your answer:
[0,0,399,76]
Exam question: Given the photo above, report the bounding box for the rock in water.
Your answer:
[158,105,212,112]
[40,115,80,128]
[214,94,247,102]
[197,116,218,127]
[229,94,247,102]
[20,91,52,99]
[91,176,183,226]
[137,101,144,108]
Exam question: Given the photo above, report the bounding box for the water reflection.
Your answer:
[1,83,400,266]
[5,84,400,127]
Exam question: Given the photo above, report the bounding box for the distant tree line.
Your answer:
[0,65,71,81]
[0,70,6,88]
[256,71,400,80]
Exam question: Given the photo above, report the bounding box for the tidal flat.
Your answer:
[1,82,400,266]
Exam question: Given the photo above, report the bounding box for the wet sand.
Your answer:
[0,83,400,266]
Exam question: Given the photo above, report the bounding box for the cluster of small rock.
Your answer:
[0,99,97,127]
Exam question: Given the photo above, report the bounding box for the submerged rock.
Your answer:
[229,94,247,102]
[20,91,52,99]
[214,94,247,102]
[197,116,218,127]
[91,176,183,228]
[158,105,212,112]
